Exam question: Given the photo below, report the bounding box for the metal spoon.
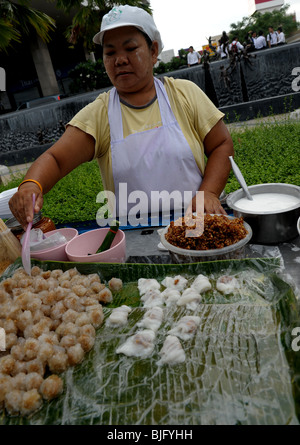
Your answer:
[229,156,253,201]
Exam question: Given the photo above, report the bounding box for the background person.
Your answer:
[187,46,201,67]
[9,5,234,228]
[229,37,244,54]
[255,30,267,50]
[217,39,228,59]
[246,31,256,52]
[267,26,278,47]
[277,27,286,45]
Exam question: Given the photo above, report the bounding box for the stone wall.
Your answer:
[161,42,300,119]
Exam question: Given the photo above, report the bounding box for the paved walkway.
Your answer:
[1,109,299,186]
[227,109,300,132]
[0,161,33,186]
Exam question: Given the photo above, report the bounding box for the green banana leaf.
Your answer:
[1,257,300,425]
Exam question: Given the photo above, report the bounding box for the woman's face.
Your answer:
[103,26,158,95]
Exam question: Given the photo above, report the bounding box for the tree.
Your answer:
[0,0,55,52]
[0,1,59,98]
[228,4,299,44]
[54,0,152,53]
[68,58,111,93]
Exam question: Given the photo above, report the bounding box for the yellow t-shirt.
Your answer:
[67,76,224,194]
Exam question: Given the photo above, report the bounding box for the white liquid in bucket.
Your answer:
[234,193,300,213]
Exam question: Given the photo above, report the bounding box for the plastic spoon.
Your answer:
[229,156,253,201]
[22,193,36,275]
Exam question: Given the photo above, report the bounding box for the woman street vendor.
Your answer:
[9,4,234,228]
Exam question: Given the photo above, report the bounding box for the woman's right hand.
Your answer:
[8,182,43,230]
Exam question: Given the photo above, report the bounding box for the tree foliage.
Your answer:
[54,0,152,52]
[228,4,299,44]
[154,53,188,75]
[0,0,151,53]
[0,0,55,52]
[68,58,111,93]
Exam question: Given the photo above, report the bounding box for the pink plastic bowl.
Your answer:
[31,228,78,261]
[65,228,126,263]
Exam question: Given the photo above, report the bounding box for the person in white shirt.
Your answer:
[187,46,201,67]
[277,27,286,45]
[229,37,244,54]
[255,30,267,50]
[267,26,278,47]
[217,39,228,59]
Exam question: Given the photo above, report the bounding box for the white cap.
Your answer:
[93,5,163,55]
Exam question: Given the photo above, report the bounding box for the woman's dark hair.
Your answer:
[139,30,153,49]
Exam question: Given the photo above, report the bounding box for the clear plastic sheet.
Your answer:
[20,228,67,252]
[246,243,300,300]
[0,257,299,425]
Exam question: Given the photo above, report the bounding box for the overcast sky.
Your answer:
[150,0,300,53]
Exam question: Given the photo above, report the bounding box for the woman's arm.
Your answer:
[9,125,95,228]
[188,119,234,215]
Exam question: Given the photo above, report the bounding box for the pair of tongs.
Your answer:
[21,194,35,275]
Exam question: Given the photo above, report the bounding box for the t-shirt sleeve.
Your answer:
[163,77,225,175]
[66,93,111,159]
[177,79,224,140]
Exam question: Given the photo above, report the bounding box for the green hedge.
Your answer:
[225,121,300,194]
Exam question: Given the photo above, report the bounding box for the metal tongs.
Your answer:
[229,156,253,201]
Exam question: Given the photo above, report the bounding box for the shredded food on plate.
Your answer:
[165,214,248,250]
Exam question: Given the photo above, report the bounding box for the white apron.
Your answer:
[108,77,203,222]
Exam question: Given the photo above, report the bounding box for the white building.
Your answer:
[248,0,284,15]
[158,49,175,64]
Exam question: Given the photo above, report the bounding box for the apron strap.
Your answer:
[108,78,179,143]
[108,87,123,142]
[154,77,178,126]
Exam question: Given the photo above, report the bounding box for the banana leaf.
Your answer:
[1,257,300,425]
